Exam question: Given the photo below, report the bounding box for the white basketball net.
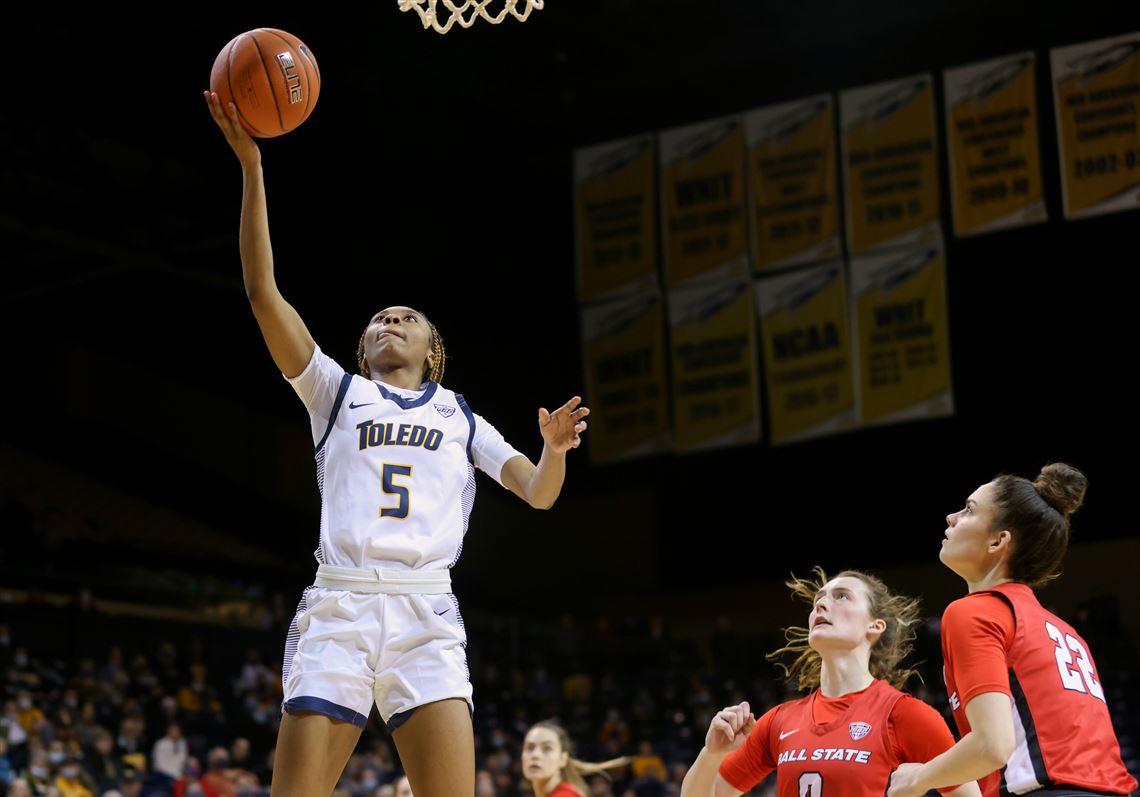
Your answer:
[397,0,544,33]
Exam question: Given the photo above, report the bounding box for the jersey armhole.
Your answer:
[454,393,476,464]
[315,373,353,454]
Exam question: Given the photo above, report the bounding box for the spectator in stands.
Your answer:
[177,666,221,719]
[84,730,123,793]
[53,754,94,797]
[200,748,235,797]
[5,778,32,797]
[225,741,259,794]
[629,741,667,797]
[21,750,52,793]
[152,723,187,782]
[14,693,45,736]
[117,766,142,797]
[172,757,209,797]
[0,739,13,790]
[474,771,495,797]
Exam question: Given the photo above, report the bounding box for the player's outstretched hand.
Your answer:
[538,396,590,454]
[204,90,261,168]
[705,702,755,756]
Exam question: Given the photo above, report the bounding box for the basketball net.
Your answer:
[397,0,544,33]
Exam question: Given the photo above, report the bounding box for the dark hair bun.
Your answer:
[1033,462,1087,517]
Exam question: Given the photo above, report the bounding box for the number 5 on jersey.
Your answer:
[380,463,412,519]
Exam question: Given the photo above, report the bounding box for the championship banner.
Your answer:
[746,94,841,271]
[1051,32,1140,220]
[574,135,660,301]
[659,117,750,289]
[580,291,672,464]
[944,53,1048,236]
[850,243,954,426]
[754,262,856,445]
[667,278,761,452]
[840,74,941,254]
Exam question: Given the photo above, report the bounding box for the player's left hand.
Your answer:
[887,763,927,797]
[539,396,590,454]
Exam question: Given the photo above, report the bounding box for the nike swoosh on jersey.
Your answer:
[779,729,799,740]
[348,401,376,409]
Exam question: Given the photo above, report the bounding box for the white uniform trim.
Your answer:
[314,564,452,594]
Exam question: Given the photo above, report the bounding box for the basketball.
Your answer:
[209,28,320,138]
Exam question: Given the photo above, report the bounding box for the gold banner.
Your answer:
[574,136,660,301]
[850,244,954,426]
[580,292,672,464]
[944,53,1047,236]
[754,263,856,445]
[659,118,750,288]
[841,75,941,254]
[746,95,841,271]
[667,279,761,451]
[1051,33,1140,219]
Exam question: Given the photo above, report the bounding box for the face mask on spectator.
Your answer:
[361,776,379,790]
[30,765,47,779]
[17,696,31,709]
[62,766,79,779]
[14,654,28,668]
[49,752,66,764]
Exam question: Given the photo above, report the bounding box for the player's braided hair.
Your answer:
[356,309,446,384]
[768,566,922,692]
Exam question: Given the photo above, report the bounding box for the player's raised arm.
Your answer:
[500,396,589,509]
[204,90,315,378]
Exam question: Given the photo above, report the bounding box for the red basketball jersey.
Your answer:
[942,583,1137,797]
[731,678,904,797]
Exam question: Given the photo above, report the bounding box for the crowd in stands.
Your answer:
[1,595,1135,797]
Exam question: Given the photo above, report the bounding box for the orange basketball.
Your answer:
[209,28,320,138]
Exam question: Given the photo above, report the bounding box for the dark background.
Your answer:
[3,0,1138,615]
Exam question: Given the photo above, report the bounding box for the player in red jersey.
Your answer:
[888,462,1137,797]
[522,721,628,797]
[681,568,982,797]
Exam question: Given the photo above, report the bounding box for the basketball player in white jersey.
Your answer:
[205,92,589,797]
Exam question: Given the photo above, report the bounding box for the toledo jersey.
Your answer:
[287,346,524,570]
[942,584,1137,797]
[721,680,904,797]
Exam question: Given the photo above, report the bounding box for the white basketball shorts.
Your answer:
[280,571,472,729]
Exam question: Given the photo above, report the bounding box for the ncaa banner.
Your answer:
[850,242,954,426]
[840,74,941,255]
[944,53,1048,237]
[746,94,842,271]
[666,278,761,452]
[659,117,750,289]
[1051,32,1140,220]
[579,291,672,464]
[574,135,660,301]
[754,262,857,446]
